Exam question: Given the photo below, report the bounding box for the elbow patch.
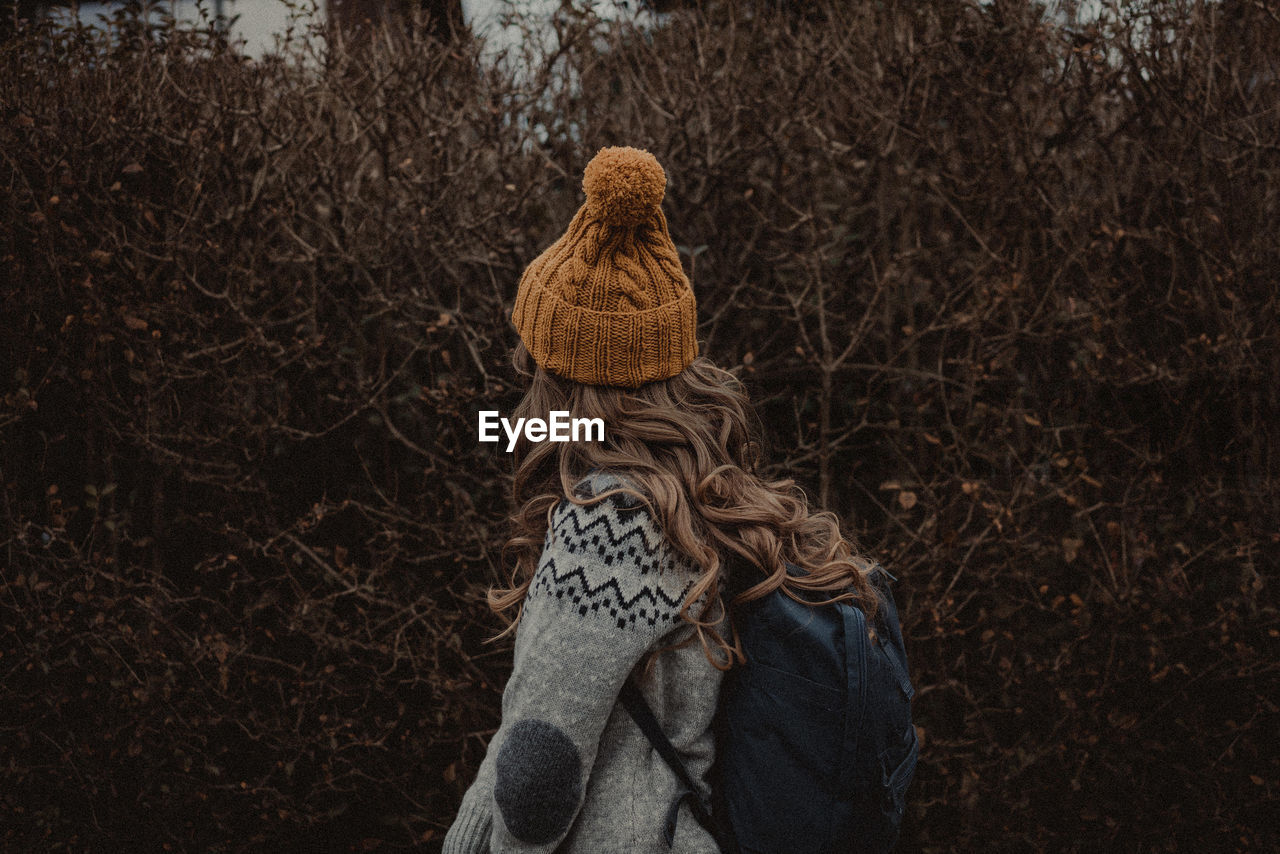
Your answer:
[494,718,583,844]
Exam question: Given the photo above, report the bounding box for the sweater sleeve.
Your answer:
[442,487,700,854]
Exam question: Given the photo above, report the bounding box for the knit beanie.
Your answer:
[511,146,698,389]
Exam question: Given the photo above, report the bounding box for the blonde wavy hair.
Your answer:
[486,340,880,673]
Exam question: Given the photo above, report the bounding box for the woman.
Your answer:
[442,146,881,853]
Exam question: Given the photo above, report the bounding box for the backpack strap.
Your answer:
[619,678,729,851]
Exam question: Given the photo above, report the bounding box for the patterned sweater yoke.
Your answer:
[442,471,727,854]
[534,486,692,631]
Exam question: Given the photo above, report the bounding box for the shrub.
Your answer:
[2,0,1276,850]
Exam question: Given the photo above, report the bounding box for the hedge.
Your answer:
[2,0,1277,850]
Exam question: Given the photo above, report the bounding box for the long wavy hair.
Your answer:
[486,340,880,673]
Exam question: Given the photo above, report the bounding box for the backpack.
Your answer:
[620,561,918,854]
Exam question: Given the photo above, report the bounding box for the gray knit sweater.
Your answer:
[442,471,728,854]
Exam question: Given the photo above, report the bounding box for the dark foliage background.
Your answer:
[2,0,1277,850]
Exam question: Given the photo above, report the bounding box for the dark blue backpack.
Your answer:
[620,561,918,854]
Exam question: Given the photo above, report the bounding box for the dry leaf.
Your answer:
[897,490,918,510]
[1107,708,1138,730]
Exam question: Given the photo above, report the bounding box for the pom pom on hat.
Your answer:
[582,146,666,227]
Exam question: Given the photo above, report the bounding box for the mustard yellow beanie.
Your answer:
[511,146,698,389]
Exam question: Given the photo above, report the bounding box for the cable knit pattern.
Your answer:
[510,146,698,389]
[442,471,727,854]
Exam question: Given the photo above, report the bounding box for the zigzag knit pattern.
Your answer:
[528,495,697,632]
